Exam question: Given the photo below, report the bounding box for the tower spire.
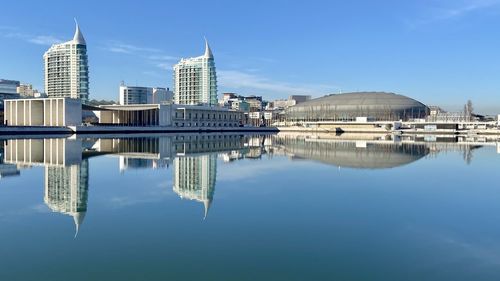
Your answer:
[203,37,213,59]
[73,18,86,45]
[203,199,212,220]
[73,212,86,238]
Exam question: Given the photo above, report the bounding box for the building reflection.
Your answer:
[92,137,173,172]
[4,138,89,236]
[274,137,429,169]
[1,132,494,234]
[0,141,20,179]
[270,133,492,169]
[173,154,217,219]
[169,134,248,218]
[44,159,89,237]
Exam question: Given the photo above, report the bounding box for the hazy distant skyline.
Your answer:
[1,0,500,113]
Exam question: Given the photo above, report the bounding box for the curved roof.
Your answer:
[292,92,427,109]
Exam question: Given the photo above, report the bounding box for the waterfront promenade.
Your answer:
[278,120,500,135]
[0,125,278,136]
[2,122,500,136]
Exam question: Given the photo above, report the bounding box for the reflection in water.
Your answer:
[272,135,430,169]
[3,138,89,236]
[0,141,20,179]
[174,154,217,219]
[44,159,89,237]
[0,133,496,236]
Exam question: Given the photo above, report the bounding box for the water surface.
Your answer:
[0,133,499,281]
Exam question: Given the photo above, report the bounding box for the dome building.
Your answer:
[286,92,428,122]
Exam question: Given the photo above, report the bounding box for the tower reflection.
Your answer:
[4,138,89,236]
[173,154,217,219]
[44,159,89,237]
[1,132,493,236]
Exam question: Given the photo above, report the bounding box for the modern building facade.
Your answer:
[0,79,20,105]
[44,21,89,102]
[4,97,82,126]
[0,79,20,96]
[96,104,244,128]
[119,84,173,105]
[119,84,152,105]
[173,39,217,106]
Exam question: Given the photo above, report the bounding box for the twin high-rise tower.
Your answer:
[43,21,217,107]
[44,20,89,102]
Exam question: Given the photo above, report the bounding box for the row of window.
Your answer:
[174,112,241,120]
[174,122,240,128]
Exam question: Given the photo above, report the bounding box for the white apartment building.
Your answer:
[44,21,89,102]
[173,39,217,106]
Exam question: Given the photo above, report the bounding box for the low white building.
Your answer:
[4,97,82,126]
[4,98,245,128]
[95,104,244,128]
[95,104,172,126]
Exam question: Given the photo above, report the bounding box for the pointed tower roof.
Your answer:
[204,37,213,59]
[73,18,86,45]
[73,211,86,238]
[203,199,212,220]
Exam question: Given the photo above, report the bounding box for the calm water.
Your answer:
[0,133,500,281]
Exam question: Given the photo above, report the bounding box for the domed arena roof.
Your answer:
[286,92,428,121]
[298,92,425,107]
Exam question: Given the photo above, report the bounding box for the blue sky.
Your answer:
[1,0,500,113]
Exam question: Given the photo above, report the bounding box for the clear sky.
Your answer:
[1,0,499,114]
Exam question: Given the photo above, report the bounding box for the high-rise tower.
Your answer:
[173,39,217,106]
[44,20,89,102]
